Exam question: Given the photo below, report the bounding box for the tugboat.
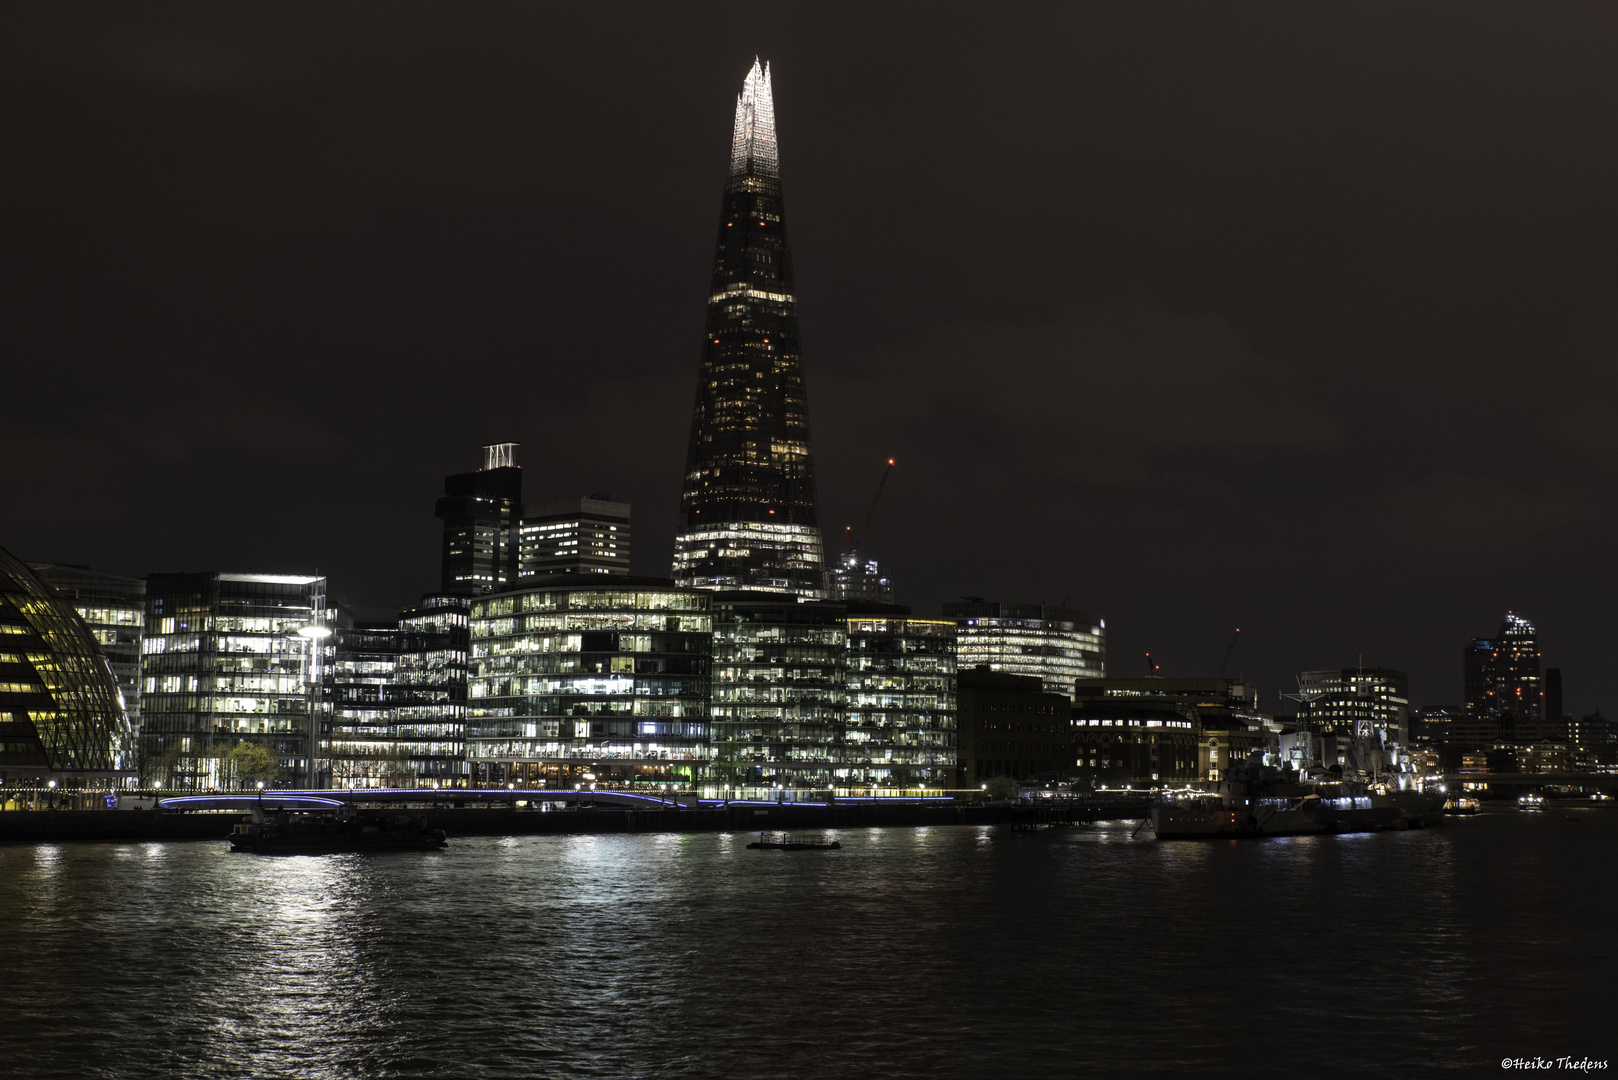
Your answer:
[230,809,447,854]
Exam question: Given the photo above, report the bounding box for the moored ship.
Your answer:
[1151,761,1445,840]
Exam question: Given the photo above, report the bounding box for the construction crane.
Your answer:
[845,458,895,557]
[1217,628,1242,679]
[1144,652,1160,677]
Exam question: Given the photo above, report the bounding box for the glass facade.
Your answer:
[436,443,522,595]
[467,580,711,786]
[674,59,827,599]
[323,599,468,787]
[842,614,957,786]
[941,601,1106,699]
[141,572,325,789]
[710,593,846,788]
[519,496,630,579]
[0,548,133,781]
[29,563,145,730]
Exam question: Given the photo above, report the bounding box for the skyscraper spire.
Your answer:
[730,58,778,180]
[673,60,827,598]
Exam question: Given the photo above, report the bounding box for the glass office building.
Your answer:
[0,548,133,784]
[467,578,711,786]
[29,563,145,735]
[842,611,957,787]
[710,592,846,788]
[142,572,326,789]
[941,601,1106,699]
[674,59,827,599]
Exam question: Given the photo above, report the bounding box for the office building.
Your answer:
[956,668,1072,787]
[1072,677,1272,782]
[321,602,468,789]
[436,443,522,595]
[831,553,895,605]
[142,572,326,789]
[943,600,1106,698]
[841,606,957,787]
[395,594,470,784]
[466,577,711,786]
[0,548,133,784]
[1296,667,1410,746]
[709,592,846,789]
[1462,611,1545,745]
[519,495,630,579]
[1069,702,1200,788]
[673,59,828,599]
[29,563,145,731]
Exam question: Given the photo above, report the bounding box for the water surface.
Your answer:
[1,808,1612,1077]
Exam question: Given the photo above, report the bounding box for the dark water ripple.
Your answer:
[0,811,1613,1078]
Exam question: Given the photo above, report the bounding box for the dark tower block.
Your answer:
[435,443,522,596]
[674,60,827,599]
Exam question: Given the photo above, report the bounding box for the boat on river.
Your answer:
[746,832,841,851]
[229,812,447,854]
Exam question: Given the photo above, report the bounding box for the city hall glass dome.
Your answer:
[0,547,133,774]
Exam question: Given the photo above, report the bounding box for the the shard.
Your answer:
[673,59,827,598]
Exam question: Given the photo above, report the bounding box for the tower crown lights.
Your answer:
[730,58,778,180]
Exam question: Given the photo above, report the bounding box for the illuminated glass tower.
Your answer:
[674,59,827,598]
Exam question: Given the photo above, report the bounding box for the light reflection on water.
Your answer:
[0,810,1612,1078]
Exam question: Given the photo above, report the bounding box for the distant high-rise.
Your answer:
[673,59,827,599]
[435,443,521,595]
[519,495,630,579]
[831,553,895,605]
[1463,611,1544,743]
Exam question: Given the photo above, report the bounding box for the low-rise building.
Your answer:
[956,667,1071,787]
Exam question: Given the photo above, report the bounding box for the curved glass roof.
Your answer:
[0,547,133,772]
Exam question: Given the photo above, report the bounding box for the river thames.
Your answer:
[0,807,1612,1077]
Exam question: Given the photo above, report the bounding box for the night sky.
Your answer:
[5,4,1617,717]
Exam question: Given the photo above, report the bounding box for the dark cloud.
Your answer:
[3,3,1617,714]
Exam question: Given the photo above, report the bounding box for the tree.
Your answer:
[224,742,282,789]
[984,776,1017,801]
